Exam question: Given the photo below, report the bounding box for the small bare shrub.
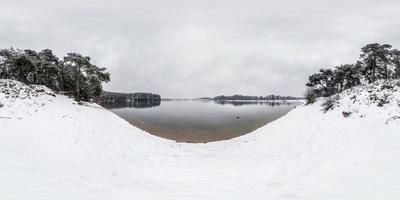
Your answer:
[305,89,318,105]
[322,95,339,112]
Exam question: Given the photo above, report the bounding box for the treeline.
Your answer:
[100,91,161,103]
[213,94,303,101]
[0,47,110,101]
[215,101,299,107]
[306,43,400,103]
[101,100,161,109]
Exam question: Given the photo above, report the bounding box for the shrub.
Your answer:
[305,89,318,104]
[322,95,339,112]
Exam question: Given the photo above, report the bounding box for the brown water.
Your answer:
[104,100,297,143]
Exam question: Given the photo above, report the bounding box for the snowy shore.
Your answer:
[1,79,400,200]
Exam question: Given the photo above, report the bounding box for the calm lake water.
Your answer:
[104,100,298,143]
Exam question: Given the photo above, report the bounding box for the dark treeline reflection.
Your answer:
[214,101,301,107]
[101,100,161,109]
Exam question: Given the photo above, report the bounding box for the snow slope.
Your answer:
[1,79,400,200]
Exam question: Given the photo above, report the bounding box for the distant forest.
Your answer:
[215,101,300,107]
[213,95,303,101]
[100,91,161,103]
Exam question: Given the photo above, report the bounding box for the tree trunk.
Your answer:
[75,65,80,101]
[372,59,376,82]
[19,67,26,83]
[44,70,48,86]
[0,66,5,78]
[384,63,388,79]
[33,72,37,84]
[60,68,65,91]
[396,56,400,79]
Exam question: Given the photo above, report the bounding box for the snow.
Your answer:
[1,79,400,199]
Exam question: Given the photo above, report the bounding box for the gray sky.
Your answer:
[1,0,400,98]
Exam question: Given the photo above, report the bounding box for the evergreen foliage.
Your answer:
[306,43,400,102]
[0,47,110,101]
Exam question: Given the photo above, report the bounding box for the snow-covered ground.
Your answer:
[1,79,400,200]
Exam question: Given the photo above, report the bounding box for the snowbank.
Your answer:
[0,79,55,118]
[1,79,400,200]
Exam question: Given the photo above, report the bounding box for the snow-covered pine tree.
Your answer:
[360,43,392,82]
[1,47,110,102]
[63,53,91,101]
[306,68,337,97]
[391,49,400,79]
[37,49,61,90]
[63,53,110,101]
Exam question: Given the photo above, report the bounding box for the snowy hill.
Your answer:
[0,79,55,118]
[1,79,400,200]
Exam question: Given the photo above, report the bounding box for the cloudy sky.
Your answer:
[1,0,400,98]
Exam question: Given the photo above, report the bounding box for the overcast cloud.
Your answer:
[1,0,400,98]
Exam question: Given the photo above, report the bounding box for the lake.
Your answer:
[103,100,299,143]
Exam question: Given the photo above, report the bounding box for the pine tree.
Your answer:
[334,65,346,93]
[0,49,16,79]
[63,53,110,101]
[63,53,91,101]
[13,53,35,83]
[344,63,362,89]
[333,64,362,91]
[0,47,110,102]
[37,49,61,90]
[306,68,336,97]
[360,43,392,82]
[22,49,40,84]
[391,49,400,79]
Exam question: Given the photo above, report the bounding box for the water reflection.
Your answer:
[101,100,161,109]
[105,100,300,143]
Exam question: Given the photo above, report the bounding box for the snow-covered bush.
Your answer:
[305,89,318,104]
[322,95,339,112]
[315,80,400,121]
